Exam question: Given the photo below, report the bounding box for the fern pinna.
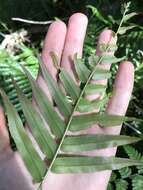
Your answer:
[0,2,142,190]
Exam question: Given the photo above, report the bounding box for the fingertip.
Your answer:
[106,60,134,117]
[61,13,88,76]
[99,29,117,44]
[96,29,117,56]
[119,61,134,73]
[69,13,88,26]
[41,20,67,80]
[99,29,114,42]
[115,61,134,91]
[48,20,67,34]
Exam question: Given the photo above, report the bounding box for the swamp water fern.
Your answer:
[0,2,142,190]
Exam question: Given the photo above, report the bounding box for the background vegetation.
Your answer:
[0,0,143,189]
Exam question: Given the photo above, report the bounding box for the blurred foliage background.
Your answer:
[0,0,143,189]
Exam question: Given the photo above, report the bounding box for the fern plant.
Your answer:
[0,45,38,114]
[108,145,143,190]
[0,2,142,190]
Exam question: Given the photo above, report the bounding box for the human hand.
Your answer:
[0,13,134,190]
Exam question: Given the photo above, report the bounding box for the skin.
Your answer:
[0,13,134,190]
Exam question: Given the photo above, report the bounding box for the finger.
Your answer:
[87,29,117,101]
[104,61,134,135]
[0,106,10,153]
[82,62,134,156]
[37,21,67,98]
[61,13,88,81]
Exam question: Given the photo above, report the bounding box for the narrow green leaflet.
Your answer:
[99,44,118,52]
[74,56,90,82]
[118,26,136,35]
[41,62,72,117]
[102,55,126,64]
[59,69,80,101]
[123,12,137,22]
[88,55,99,68]
[85,84,106,95]
[92,68,111,80]
[52,156,143,173]
[22,66,66,138]
[69,113,138,132]
[61,135,141,152]
[77,98,101,112]
[0,90,46,182]
[87,5,109,24]
[14,80,57,160]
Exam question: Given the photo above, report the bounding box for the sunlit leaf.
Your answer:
[123,12,137,22]
[118,26,136,35]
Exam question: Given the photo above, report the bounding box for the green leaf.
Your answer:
[22,66,66,138]
[107,183,114,190]
[52,156,143,173]
[132,175,143,190]
[119,167,132,178]
[0,89,46,182]
[92,68,111,80]
[87,5,109,25]
[123,12,137,22]
[102,55,126,64]
[85,84,106,95]
[116,179,128,190]
[13,79,57,159]
[99,44,118,52]
[124,145,142,160]
[61,135,141,152]
[40,62,72,117]
[69,113,138,132]
[118,26,136,35]
[77,98,101,112]
[59,69,80,101]
[88,55,99,68]
[74,56,90,82]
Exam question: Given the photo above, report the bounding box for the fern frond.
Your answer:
[132,175,143,190]
[115,179,128,190]
[124,145,142,160]
[0,46,38,114]
[119,166,132,178]
[107,183,114,190]
[0,2,142,189]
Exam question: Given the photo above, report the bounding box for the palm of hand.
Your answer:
[0,13,134,190]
